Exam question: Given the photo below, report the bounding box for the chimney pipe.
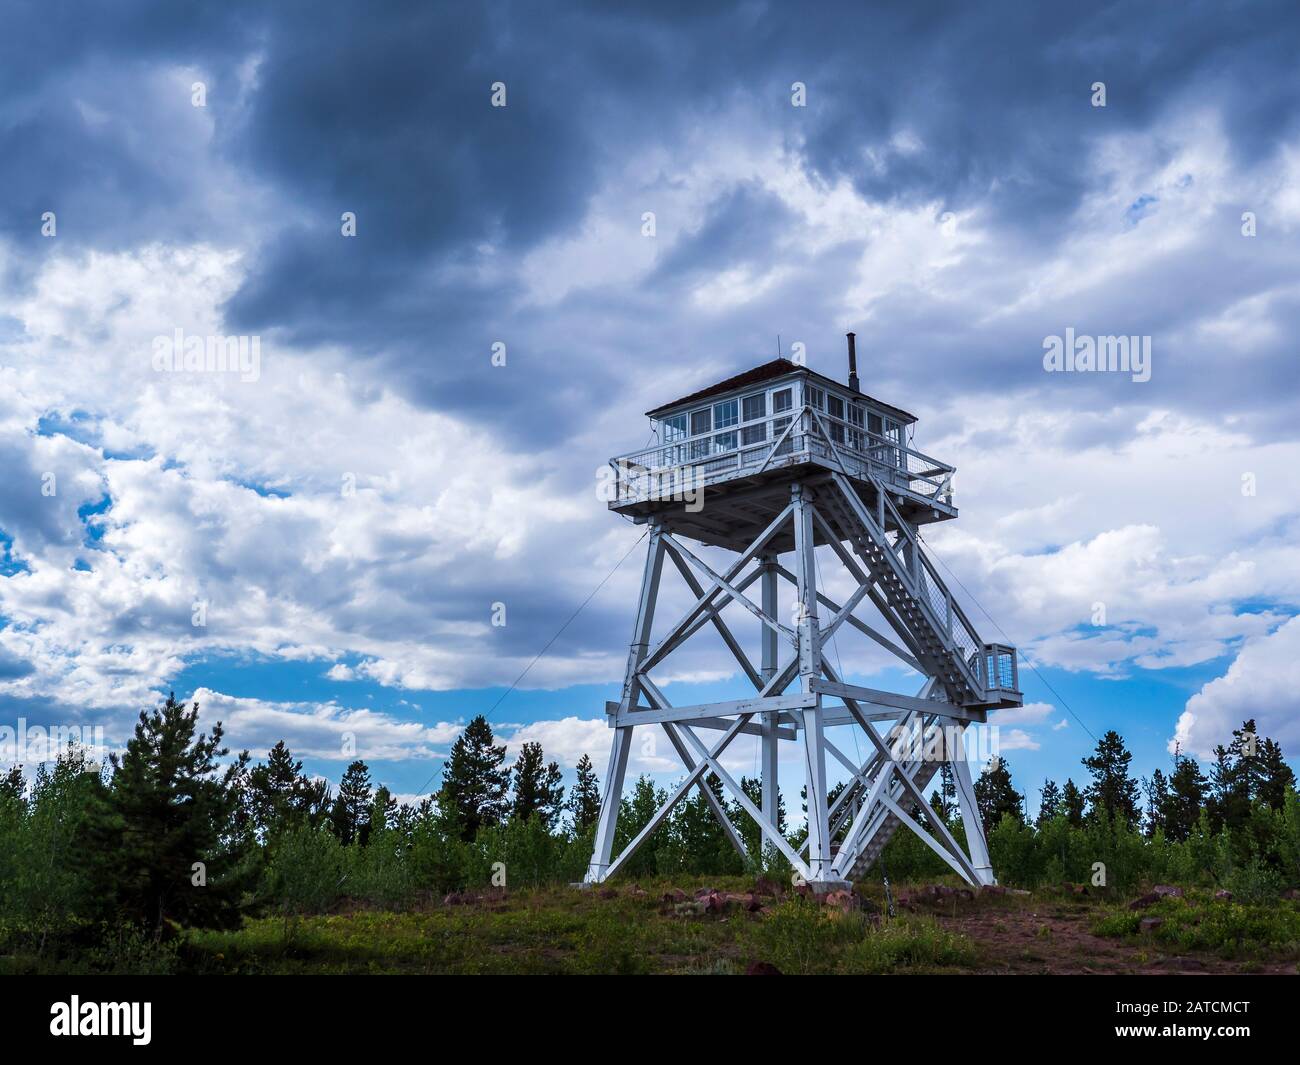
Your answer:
[846,332,860,393]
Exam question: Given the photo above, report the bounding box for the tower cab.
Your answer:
[609,347,957,552]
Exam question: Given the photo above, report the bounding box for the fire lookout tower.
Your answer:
[586,335,1022,891]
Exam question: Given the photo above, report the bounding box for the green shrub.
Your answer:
[745,898,871,975]
[85,925,180,975]
[840,916,978,973]
[263,824,346,920]
[1095,894,1300,957]
[1223,857,1285,905]
[344,827,414,908]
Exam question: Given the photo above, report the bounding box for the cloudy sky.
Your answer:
[1,1,1298,814]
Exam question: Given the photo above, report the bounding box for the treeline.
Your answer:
[0,698,602,959]
[1,695,1297,966]
[888,723,1300,899]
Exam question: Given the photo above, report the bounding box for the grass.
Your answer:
[744,897,977,974]
[176,878,982,975]
[7,876,1299,975]
[1093,890,1300,960]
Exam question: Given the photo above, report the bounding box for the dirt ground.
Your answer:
[895,890,1298,975]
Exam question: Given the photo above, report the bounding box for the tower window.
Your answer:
[713,398,738,429]
[742,393,766,421]
[772,416,793,454]
[772,388,792,414]
[690,408,712,436]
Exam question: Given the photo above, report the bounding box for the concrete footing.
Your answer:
[805,878,854,897]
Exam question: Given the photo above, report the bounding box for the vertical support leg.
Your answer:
[759,552,779,842]
[792,487,832,882]
[950,732,995,886]
[587,728,631,881]
[587,523,666,883]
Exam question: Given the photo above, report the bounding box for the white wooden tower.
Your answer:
[585,336,1021,891]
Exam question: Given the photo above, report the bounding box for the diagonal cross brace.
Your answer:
[638,503,793,676]
[661,532,795,649]
[603,714,751,881]
[675,722,813,882]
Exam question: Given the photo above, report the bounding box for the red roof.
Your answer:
[644,358,917,423]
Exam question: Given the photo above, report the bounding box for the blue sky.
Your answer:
[1,1,1299,818]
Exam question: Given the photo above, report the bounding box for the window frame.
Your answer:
[662,413,688,442]
[713,398,739,430]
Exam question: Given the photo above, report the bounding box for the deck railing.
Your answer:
[609,405,956,509]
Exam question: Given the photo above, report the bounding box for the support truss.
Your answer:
[585,472,1007,890]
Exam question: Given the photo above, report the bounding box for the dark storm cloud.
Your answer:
[5,0,1300,444]
[652,182,797,283]
[0,0,261,251]
[217,0,1300,444]
[9,0,1297,263]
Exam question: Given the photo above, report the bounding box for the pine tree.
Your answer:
[568,753,601,831]
[799,780,846,819]
[370,785,399,833]
[735,775,787,867]
[736,775,786,832]
[1061,778,1085,827]
[1208,720,1293,828]
[1231,719,1269,800]
[330,760,373,845]
[297,775,333,828]
[614,775,670,876]
[1143,769,1169,837]
[0,765,24,803]
[86,694,251,936]
[439,715,510,841]
[940,762,957,816]
[674,773,739,874]
[1036,779,1061,827]
[929,787,948,822]
[1161,753,1208,842]
[974,756,1022,829]
[247,740,303,838]
[1207,743,1236,831]
[510,742,565,829]
[930,763,957,821]
[1258,736,1296,811]
[1082,730,1141,825]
